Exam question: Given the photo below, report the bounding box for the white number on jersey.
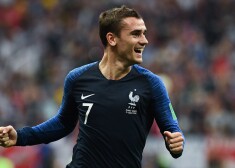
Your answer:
[82,103,93,124]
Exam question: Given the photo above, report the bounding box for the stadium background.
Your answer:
[0,0,235,167]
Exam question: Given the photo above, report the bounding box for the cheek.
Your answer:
[117,43,132,53]
[123,42,134,52]
[121,47,134,58]
[116,40,135,57]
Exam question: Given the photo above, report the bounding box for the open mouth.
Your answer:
[134,48,142,54]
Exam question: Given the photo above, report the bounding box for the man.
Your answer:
[0,5,185,168]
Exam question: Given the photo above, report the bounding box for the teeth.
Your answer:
[135,48,142,53]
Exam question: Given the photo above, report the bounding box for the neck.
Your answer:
[99,50,132,80]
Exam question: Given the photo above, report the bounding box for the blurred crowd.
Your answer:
[0,0,235,167]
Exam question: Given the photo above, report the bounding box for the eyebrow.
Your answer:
[130,29,147,35]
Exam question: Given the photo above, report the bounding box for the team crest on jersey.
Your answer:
[126,89,139,114]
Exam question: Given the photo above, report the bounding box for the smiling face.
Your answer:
[113,17,148,66]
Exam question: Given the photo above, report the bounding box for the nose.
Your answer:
[140,35,148,46]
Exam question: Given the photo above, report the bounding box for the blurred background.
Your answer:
[0,0,235,168]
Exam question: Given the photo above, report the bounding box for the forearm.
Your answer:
[16,115,76,146]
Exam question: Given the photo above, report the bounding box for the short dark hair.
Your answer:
[99,5,142,47]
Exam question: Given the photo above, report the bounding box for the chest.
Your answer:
[73,78,151,126]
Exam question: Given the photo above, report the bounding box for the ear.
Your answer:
[106,32,117,46]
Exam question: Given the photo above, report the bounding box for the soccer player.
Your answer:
[0,5,185,168]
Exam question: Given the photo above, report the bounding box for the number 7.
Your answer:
[82,103,93,124]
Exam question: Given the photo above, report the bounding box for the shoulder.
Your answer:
[133,65,169,99]
[66,62,97,81]
[63,62,97,89]
[133,64,164,86]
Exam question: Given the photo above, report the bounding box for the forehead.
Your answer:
[121,17,146,31]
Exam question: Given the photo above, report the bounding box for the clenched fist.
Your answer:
[0,125,17,147]
[164,131,184,155]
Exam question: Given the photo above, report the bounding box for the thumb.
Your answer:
[164,131,172,138]
[3,126,13,134]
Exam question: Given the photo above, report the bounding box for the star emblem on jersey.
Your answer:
[126,89,139,114]
[81,93,95,100]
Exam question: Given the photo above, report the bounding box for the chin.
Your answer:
[133,59,143,65]
[127,55,143,65]
[136,56,143,63]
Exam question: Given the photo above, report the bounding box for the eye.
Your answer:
[143,30,147,36]
[131,30,141,37]
[131,30,147,38]
[132,33,141,37]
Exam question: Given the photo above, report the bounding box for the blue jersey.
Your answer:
[16,62,184,168]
